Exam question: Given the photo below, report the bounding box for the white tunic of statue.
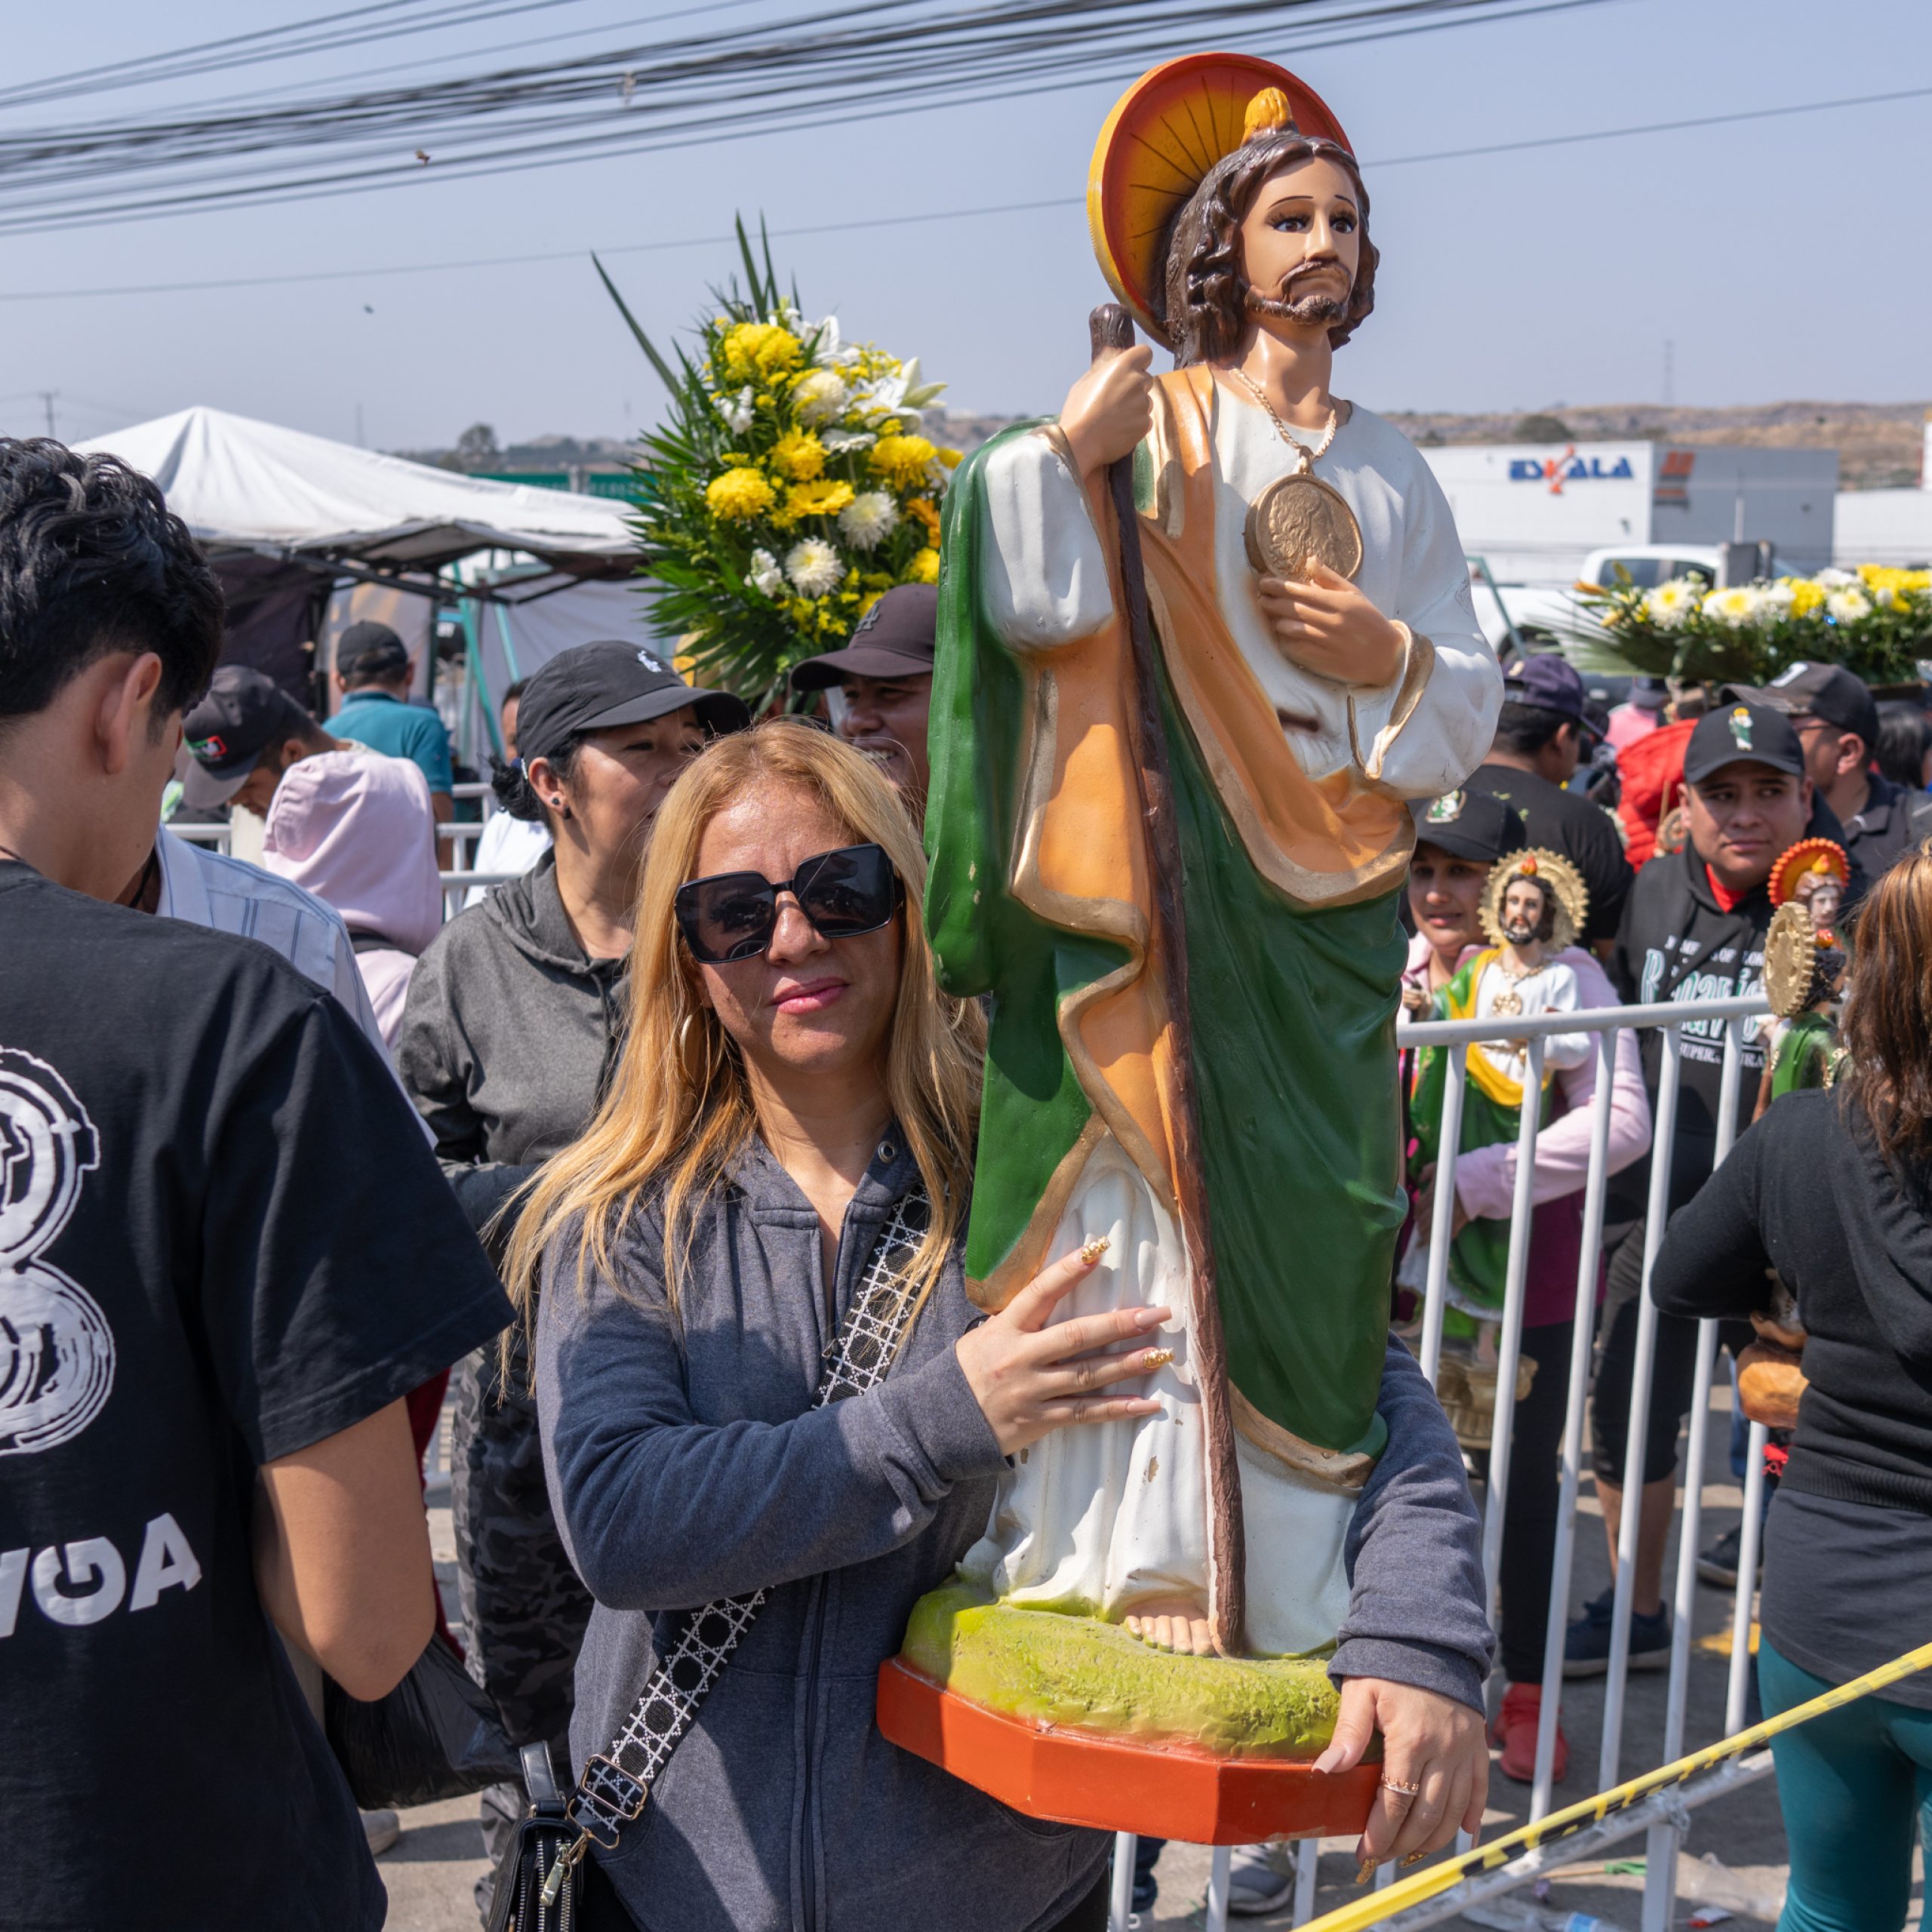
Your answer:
[957,383,1499,1655]
[1471,954,1593,1087]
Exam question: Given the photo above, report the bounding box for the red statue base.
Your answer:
[875,1658,1383,1844]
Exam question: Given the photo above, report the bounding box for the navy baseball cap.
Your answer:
[790,585,937,692]
[1411,788,1527,866]
[180,666,313,809]
[1502,652,1592,732]
[1683,702,1806,785]
[514,641,749,767]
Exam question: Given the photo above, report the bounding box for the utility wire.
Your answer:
[0,0,1598,235]
[2,75,1922,306]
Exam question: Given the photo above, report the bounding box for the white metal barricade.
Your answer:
[165,820,232,851]
[1107,991,1772,1932]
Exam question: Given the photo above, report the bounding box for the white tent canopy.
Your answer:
[75,405,635,574]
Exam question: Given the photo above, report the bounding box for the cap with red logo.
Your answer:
[181,666,313,809]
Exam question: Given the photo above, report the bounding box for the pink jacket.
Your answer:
[262,749,441,1048]
[1401,931,1651,1222]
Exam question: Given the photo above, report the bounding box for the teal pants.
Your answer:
[1759,1638,1932,1931]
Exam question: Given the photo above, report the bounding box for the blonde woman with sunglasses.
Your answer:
[507,720,1489,1932]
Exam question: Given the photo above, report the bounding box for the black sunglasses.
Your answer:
[674,842,902,964]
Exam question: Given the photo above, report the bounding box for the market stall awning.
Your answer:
[75,405,637,574]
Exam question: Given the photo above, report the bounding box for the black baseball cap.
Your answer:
[1501,652,1591,732]
[1724,663,1879,749]
[514,640,750,767]
[181,666,315,809]
[1683,701,1807,785]
[789,584,937,692]
[336,620,412,682]
[1410,788,1527,865]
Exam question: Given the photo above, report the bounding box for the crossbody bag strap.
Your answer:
[565,1183,933,1853]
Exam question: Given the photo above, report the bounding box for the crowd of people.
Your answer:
[5,429,1930,1932]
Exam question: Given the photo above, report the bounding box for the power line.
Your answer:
[0,74,1923,306]
[0,0,1603,236]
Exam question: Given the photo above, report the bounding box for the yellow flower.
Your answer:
[906,546,940,585]
[1860,564,1932,598]
[773,479,854,528]
[936,447,963,469]
[906,497,941,545]
[770,429,826,481]
[1786,578,1826,617]
[871,433,938,491]
[718,321,802,384]
[706,467,777,522]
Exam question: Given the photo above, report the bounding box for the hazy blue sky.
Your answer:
[2,0,1926,452]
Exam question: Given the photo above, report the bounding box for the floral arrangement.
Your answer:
[598,226,955,709]
[1575,563,1932,687]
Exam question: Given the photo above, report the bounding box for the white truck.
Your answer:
[1467,541,1778,664]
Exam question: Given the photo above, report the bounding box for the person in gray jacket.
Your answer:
[395,642,746,1902]
[510,721,1492,1932]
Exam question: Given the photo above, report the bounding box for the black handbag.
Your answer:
[482,1188,930,1931]
[325,1628,522,1810]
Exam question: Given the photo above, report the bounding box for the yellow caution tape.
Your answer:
[1298,1635,1932,1932]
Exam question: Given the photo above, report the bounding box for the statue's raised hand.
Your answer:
[1059,343,1155,481]
[955,1239,1171,1456]
[1257,562,1405,688]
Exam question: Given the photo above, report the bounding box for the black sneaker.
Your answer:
[1563,1586,1672,1678]
[1697,1524,1762,1589]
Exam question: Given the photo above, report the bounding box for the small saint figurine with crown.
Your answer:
[1401,851,1592,1369]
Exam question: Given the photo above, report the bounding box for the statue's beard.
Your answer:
[1502,915,1542,948]
[1244,272,1351,328]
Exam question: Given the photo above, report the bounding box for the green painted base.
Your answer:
[899,1581,1341,1758]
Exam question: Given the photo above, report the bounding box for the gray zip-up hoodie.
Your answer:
[537,1137,1493,1932]
[397,854,626,1241]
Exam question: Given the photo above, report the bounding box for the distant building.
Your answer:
[1834,413,1932,567]
[1423,441,1837,585]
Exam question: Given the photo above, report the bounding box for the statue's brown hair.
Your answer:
[1155,132,1378,365]
[1839,840,1932,1180]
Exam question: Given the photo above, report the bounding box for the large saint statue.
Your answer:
[898,54,1499,1773]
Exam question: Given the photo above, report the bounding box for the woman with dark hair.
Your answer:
[465,676,552,904]
[507,719,1493,1931]
[395,641,747,1908]
[1651,842,1932,1932]
[1873,699,1932,794]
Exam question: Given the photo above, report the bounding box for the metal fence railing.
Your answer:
[1108,991,1774,1932]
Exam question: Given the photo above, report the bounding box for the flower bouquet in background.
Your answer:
[1573,563,1932,688]
[597,222,955,709]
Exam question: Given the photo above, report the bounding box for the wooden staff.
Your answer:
[1088,303,1246,1655]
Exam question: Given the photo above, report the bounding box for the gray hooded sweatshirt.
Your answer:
[537,1137,1494,1932]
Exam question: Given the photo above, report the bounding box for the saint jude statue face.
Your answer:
[1501,878,1549,947]
[1234,155,1361,338]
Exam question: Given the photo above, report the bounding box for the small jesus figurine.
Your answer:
[1403,850,1591,1332]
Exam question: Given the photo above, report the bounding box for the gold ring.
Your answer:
[1379,1774,1422,1798]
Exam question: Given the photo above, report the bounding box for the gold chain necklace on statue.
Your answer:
[1487,950,1541,1019]
[1229,370,1364,586]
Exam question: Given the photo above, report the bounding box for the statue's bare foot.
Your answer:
[1123,1598,1217,1657]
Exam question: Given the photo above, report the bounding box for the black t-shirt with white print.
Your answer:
[0,863,510,1932]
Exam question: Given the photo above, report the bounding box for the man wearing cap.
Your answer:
[1467,653,1632,950]
[789,583,937,817]
[1733,662,1932,882]
[325,621,456,831]
[395,641,747,1898]
[1572,700,1838,1674]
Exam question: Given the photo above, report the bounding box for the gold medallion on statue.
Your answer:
[1244,468,1364,583]
[1764,900,1820,1019]
[1488,989,1524,1019]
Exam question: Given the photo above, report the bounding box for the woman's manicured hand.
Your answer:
[955,1243,1171,1456]
[1316,1676,1488,1871]
[1257,563,1405,687]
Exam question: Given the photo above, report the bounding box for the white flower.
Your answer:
[1826,587,1872,623]
[1641,578,1700,629]
[784,537,845,597]
[721,386,755,435]
[1757,580,1796,618]
[1702,586,1762,628]
[838,491,900,549]
[793,369,849,426]
[1817,566,1859,588]
[821,429,875,455]
[748,547,783,598]
[1874,584,1898,608]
